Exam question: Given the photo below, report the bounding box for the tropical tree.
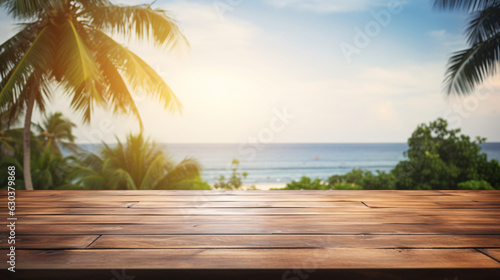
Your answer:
[434,0,500,95]
[0,0,187,190]
[0,112,80,189]
[70,134,208,190]
[34,112,79,156]
[392,118,500,190]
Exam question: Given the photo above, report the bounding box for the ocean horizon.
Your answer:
[78,142,500,185]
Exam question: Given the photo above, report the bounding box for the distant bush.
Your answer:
[332,182,363,190]
[166,176,212,190]
[213,159,251,190]
[273,176,328,190]
[328,169,394,190]
[457,180,494,190]
[478,159,500,189]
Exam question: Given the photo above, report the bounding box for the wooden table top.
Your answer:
[1,190,500,279]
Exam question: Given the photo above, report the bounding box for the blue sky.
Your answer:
[0,0,499,143]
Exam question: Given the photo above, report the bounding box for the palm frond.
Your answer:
[93,30,181,113]
[86,4,188,50]
[157,157,201,189]
[0,25,54,107]
[444,32,500,95]
[0,23,40,79]
[433,0,500,12]
[56,20,106,123]
[94,48,144,130]
[0,0,63,20]
[108,168,137,190]
[93,30,181,112]
[466,5,500,44]
[140,152,166,189]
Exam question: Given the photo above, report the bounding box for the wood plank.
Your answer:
[1,190,499,272]
[478,249,500,262]
[11,215,500,224]
[10,201,365,208]
[0,235,99,249]
[90,234,500,249]
[7,201,138,208]
[132,201,365,208]
[363,201,500,208]
[8,207,500,216]
[5,223,500,235]
[5,194,498,202]
[11,248,500,269]
[6,190,490,196]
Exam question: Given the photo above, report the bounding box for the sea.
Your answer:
[78,143,500,185]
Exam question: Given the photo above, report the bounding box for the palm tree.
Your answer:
[434,0,500,95]
[71,134,205,190]
[0,1,187,190]
[34,112,79,156]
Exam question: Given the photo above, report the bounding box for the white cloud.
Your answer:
[429,29,446,38]
[428,29,465,51]
[264,0,386,13]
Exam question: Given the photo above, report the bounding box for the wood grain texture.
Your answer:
[0,235,99,249]
[0,190,499,272]
[14,248,500,269]
[89,234,500,249]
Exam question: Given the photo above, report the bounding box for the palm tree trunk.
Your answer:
[23,95,34,190]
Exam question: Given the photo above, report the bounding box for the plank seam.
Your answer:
[476,248,500,263]
[86,235,102,248]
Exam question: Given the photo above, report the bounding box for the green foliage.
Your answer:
[0,0,188,123]
[392,118,500,190]
[331,182,363,190]
[274,170,392,191]
[458,180,494,190]
[433,0,500,95]
[213,159,251,190]
[1,111,211,190]
[0,0,188,190]
[34,112,79,156]
[163,176,211,190]
[273,176,328,190]
[328,169,394,190]
[70,134,206,190]
[275,118,499,191]
[478,159,500,189]
[0,124,76,190]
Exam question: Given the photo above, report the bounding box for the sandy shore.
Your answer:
[242,182,287,190]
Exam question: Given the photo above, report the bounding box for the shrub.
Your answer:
[457,180,494,190]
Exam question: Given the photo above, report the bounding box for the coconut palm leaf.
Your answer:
[433,0,499,12]
[71,134,203,190]
[85,4,188,49]
[95,50,143,130]
[157,157,202,189]
[435,0,500,95]
[444,32,500,95]
[108,168,137,190]
[140,152,166,189]
[0,25,54,106]
[93,30,181,113]
[466,5,500,44]
[0,0,63,20]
